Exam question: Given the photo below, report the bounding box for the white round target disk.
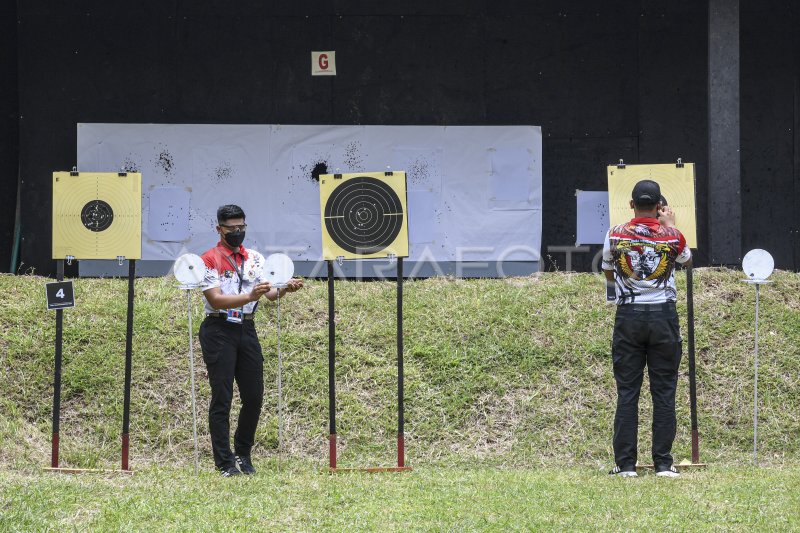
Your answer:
[263,253,294,287]
[173,254,206,285]
[742,249,774,281]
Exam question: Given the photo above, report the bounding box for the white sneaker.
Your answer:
[655,465,681,478]
[609,465,638,477]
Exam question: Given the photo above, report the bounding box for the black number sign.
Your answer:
[46,281,76,310]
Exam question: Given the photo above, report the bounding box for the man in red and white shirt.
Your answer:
[602,180,692,478]
[199,204,303,477]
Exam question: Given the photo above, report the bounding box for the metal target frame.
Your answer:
[46,170,140,474]
[319,171,411,473]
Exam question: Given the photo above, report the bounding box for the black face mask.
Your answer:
[223,231,245,248]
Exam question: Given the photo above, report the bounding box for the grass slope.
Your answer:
[1,269,799,471]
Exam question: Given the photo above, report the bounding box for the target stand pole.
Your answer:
[51,259,65,468]
[740,249,775,467]
[327,257,412,474]
[45,258,134,475]
[276,286,284,456]
[753,282,761,466]
[636,266,706,473]
[121,259,135,471]
[687,267,701,464]
[397,257,406,468]
[186,289,199,474]
[670,265,706,471]
[327,260,337,470]
[173,254,208,474]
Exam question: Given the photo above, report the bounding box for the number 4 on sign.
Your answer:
[46,281,75,310]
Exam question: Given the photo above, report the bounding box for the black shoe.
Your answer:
[236,455,256,475]
[220,465,242,477]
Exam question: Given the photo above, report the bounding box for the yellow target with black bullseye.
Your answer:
[319,171,409,260]
[607,163,698,248]
[52,172,142,260]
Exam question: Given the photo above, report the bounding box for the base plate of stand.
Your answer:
[43,467,134,475]
[329,466,413,474]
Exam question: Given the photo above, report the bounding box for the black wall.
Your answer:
[740,1,800,269]
[8,0,800,275]
[1,0,19,273]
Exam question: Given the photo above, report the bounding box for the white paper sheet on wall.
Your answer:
[575,190,609,245]
[407,190,437,244]
[77,124,543,263]
[148,186,191,242]
[490,148,533,210]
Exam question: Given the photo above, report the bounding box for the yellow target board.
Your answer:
[607,163,698,249]
[319,171,409,260]
[52,172,142,260]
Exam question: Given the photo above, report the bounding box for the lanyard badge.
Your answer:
[226,308,244,324]
[225,253,245,323]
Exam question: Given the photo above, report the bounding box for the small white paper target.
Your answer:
[742,249,774,281]
[263,253,294,287]
[173,254,205,286]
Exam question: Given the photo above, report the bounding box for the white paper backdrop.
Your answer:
[77,124,542,263]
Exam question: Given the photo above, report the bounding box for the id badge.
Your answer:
[226,308,243,324]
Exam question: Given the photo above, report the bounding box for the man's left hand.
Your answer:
[658,206,676,227]
[285,278,304,292]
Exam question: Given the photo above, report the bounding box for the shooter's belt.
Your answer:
[206,313,256,320]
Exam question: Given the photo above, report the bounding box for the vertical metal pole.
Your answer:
[327,261,337,469]
[277,291,283,453]
[187,289,199,474]
[397,257,405,468]
[122,259,135,471]
[686,267,700,463]
[51,259,65,468]
[753,283,760,465]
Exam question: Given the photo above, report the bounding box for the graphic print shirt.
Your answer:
[200,241,266,314]
[602,217,691,304]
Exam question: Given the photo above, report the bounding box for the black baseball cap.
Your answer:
[631,180,661,205]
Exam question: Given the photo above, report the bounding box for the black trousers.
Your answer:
[199,317,264,469]
[612,303,682,470]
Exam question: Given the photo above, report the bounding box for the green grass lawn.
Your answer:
[1,269,799,530]
[2,464,799,531]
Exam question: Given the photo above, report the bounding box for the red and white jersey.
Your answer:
[200,241,267,314]
[602,217,691,305]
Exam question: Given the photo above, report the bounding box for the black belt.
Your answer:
[618,302,676,312]
[206,312,255,320]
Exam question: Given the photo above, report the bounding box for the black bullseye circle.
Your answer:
[81,200,114,232]
[324,176,403,255]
